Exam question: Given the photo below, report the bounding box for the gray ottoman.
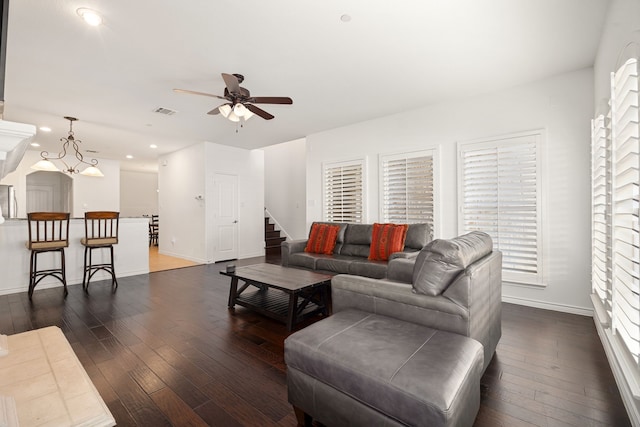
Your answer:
[285,309,484,427]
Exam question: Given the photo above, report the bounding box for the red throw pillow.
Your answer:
[305,223,340,255]
[369,223,409,261]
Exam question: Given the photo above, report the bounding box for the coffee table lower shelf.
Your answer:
[235,288,326,329]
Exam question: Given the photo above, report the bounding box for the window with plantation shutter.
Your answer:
[591,112,612,322]
[380,150,435,230]
[610,57,640,363]
[323,159,365,223]
[458,132,542,285]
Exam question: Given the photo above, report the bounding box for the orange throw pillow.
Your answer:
[369,223,409,261]
[305,223,340,255]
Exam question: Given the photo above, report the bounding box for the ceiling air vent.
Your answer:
[153,107,177,115]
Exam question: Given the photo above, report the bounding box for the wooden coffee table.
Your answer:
[221,263,332,331]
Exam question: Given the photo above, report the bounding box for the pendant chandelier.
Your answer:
[31,116,103,177]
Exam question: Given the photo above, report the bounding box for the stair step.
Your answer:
[264,217,285,255]
[266,236,286,246]
[266,230,281,239]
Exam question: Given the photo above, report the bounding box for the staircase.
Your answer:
[264,217,286,256]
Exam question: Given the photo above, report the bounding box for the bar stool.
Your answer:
[81,211,119,292]
[26,212,70,299]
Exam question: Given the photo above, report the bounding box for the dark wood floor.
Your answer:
[0,256,630,426]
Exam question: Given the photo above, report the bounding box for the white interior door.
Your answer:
[213,173,238,262]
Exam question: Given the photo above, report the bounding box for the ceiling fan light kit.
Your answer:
[174,73,293,125]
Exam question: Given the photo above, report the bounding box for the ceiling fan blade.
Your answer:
[246,104,275,120]
[173,88,226,100]
[250,97,293,105]
[222,73,242,95]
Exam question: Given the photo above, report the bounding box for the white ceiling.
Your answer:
[3,0,610,172]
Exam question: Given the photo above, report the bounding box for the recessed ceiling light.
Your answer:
[30,142,40,147]
[149,144,158,149]
[126,155,133,159]
[77,8,103,26]
[340,14,351,22]
[39,126,51,132]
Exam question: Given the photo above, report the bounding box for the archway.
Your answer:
[26,171,73,213]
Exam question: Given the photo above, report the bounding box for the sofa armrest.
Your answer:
[281,239,308,267]
[388,251,420,260]
[331,274,469,336]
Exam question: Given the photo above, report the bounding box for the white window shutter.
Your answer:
[459,133,542,285]
[610,58,640,363]
[592,113,612,322]
[323,160,364,223]
[381,151,434,229]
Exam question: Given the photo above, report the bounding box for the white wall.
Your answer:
[594,0,640,111]
[263,138,307,240]
[304,68,594,315]
[158,143,207,262]
[120,170,158,217]
[158,141,265,263]
[204,142,265,261]
[0,150,120,217]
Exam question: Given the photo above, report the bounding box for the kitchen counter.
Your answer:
[0,217,149,296]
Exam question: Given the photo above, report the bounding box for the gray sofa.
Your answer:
[281,222,432,279]
[285,231,502,426]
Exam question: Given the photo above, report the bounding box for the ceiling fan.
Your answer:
[174,73,293,121]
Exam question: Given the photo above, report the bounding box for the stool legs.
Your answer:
[83,245,118,292]
[28,248,68,300]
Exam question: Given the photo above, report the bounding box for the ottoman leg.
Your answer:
[293,405,313,427]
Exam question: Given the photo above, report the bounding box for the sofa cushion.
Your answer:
[305,223,340,255]
[340,224,372,257]
[412,231,493,296]
[348,259,388,279]
[369,223,408,261]
[405,223,432,250]
[288,252,321,270]
[316,255,361,274]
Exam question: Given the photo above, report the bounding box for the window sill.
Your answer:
[503,279,547,289]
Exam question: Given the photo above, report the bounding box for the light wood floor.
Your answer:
[148,246,200,273]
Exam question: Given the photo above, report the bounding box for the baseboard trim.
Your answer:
[158,250,207,264]
[502,295,593,317]
[0,268,149,296]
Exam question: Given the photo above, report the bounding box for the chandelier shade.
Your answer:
[31,116,103,177]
